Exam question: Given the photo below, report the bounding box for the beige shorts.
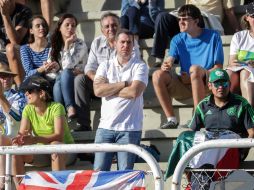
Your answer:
[167,70,210,100]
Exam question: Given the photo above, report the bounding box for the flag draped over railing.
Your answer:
[19,170,146,190]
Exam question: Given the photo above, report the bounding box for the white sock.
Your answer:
[167,117,177,124]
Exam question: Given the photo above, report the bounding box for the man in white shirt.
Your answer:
[74,12,140,131]
[93,29,148,171]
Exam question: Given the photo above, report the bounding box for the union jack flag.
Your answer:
[19,170,146,190]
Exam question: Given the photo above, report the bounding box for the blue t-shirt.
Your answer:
[168,29,224,74]
[20,44,50,79]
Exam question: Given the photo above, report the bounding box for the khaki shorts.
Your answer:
[167,70,210,100]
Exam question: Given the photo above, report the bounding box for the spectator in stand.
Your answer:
[50,13,88,120]
[12,75,76,187]
[74,12,140,131]
[152,4,224,129]
[151,0,240,65]
[20,15,59,80]
[0,0,32,86]
[120,0,164,39]
[226,2,254,107]
[0,63,26,189]
[164,69,254,185]
[93,29,148,171]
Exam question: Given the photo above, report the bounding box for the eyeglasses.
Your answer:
[178,17,194,22]
[212,81,229,88]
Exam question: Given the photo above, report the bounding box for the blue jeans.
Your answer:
[93,128,142,171]
[53,69,75,109]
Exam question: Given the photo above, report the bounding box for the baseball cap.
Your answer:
[19,75,52,93]
[0,63,17,77]
[209,68,229,83]
[246,2,254,16]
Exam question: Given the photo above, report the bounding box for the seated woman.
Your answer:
[12,76,76,187]
[226,2,254,106]
[120,0,164,39]
[20,15,59,80]
[50,13,88,119]
[0,63,26,189]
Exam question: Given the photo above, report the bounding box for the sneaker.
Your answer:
[160,121,179,129]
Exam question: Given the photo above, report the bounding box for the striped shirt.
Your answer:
[20,44,50,79]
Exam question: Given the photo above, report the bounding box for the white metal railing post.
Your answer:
[171,138,254,190]
[0,143,164,190]
[5,154,11,190]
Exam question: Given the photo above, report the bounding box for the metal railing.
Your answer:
[0,143,164,190]
[171,138,254,190]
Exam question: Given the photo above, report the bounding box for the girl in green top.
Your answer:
[12,76,76,186]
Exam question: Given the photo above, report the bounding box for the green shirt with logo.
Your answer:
[189,93,254,137]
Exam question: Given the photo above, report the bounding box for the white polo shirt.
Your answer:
[94,56,148,131]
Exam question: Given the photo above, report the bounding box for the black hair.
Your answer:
[50,13,78,63]
[178,4,205,28]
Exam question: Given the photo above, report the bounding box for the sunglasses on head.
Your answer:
[212,81,229,88]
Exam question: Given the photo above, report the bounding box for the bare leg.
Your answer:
[12,154,33,188]
[227,70,240,94]
[6,43,24,86]
[190,65,207,109]
[51,141,66,171]
[240,70,254,106]
[40,0,54,31]
[152,69,175,117]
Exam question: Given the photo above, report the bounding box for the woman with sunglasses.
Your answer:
[12,75,76,187]
[50,13,88,119]
[226,2,254,106]
[20,15,59,80]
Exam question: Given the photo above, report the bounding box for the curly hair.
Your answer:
[50,13,78,63]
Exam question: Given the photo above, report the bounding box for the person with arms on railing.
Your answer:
[0,62,26,190]
[152,4,224,129]
[93,29,148,171]
[11,76,76,188]
[164,69,254,188]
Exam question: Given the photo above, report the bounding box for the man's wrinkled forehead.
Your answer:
[101,16,119,27]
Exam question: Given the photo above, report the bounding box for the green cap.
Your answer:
[209,68,229,82]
